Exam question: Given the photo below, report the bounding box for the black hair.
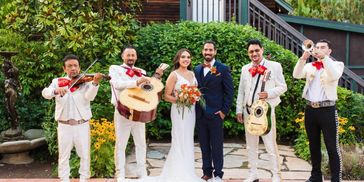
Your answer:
[317,39,332,49]
[203,40,217,50]
[246,39,263,50]
[121,45,136,55]
[62,54,79,66]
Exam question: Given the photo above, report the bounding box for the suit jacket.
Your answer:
[194,60,234,119]
[109,64,146,106]
[236,59,287,114]
[292,56,344,101]
[42,77,99,121]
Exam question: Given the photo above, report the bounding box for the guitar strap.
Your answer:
[246,74,262,115]
[246,61,266,114]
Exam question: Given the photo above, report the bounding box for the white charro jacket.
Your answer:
[42,76,99,121]
[109,63,146,106]
[292,56,344,101]
[236,59,287,114]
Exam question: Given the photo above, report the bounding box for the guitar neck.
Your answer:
[260,81,266,92]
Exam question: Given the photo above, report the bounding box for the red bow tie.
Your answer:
[312,61,324,70]
[202,63,211,68]
[122,66,143,77]
[249,65,267,77]
[58,78,79,92]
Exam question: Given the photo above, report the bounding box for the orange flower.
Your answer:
[210,66,217,74]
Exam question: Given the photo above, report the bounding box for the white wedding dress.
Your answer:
[130,71,204,182]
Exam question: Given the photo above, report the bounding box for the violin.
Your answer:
[70,73,111,87]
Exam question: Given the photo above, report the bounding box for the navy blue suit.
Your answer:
[194,60,234,178]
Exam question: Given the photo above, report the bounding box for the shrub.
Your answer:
[134,21,303,140]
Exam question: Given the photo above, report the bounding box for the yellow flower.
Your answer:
[338,126,345,134]
[348,126,355,131]
[94,143,101,150]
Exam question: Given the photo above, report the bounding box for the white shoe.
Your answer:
[213,176,223,182]
[272,174,281,182]
[243,174,259,182]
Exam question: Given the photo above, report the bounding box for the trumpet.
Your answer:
[302,39,315,52]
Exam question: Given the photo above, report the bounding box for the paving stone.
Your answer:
[224,155,245,168]
[224,147,235,155]
[229,148,247,156]
[194,151,202,160]
[146,150,165,159]
[278,149,297,157]
[281,171,311,180]
[285,156,312,171]
[147,159,165,168]
[148,168,162,176]
[278,145,295,152]
[223,143,244,148]
[148,143,171,147]
[260,153,284,164]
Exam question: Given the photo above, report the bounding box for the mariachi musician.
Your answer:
[109,45,164,182]
[293,39,343,182]
[236,39,287,182]
[42,54,103,182]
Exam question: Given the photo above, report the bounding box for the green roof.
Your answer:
[279,14,364,34]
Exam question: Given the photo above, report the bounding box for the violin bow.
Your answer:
[68,58,99,90]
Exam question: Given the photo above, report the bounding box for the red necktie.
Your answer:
[249,65,267,77]
[58,78,79,92]
[202,63,211,68]
[122,66,143,77]
[312,61,324,70]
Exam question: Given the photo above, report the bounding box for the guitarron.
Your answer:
[246,70,272,136]
[119,63,169,123]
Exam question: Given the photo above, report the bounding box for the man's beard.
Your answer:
[126,60,135,67]
[204,55,214,62]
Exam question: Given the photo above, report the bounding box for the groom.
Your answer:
[195,40,234,182]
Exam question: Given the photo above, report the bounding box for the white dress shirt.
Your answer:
[203,59,216,76]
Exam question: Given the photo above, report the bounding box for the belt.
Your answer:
[58,119,88,125]
[307,100,335,108]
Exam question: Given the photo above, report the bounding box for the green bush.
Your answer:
[134,21,304,140]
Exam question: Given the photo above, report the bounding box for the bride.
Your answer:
[131,48,204,182]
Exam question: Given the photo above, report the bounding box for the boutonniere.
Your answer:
[210,66,221,76]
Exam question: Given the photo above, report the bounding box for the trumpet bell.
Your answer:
[302,39,314,52]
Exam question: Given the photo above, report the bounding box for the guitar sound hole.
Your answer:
[142,84,153,91]
[254,106,263,117]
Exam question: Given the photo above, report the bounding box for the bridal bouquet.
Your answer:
[176,84,205,119]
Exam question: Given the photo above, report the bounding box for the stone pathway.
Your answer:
[1,142,361,182]
[124,142,313,181]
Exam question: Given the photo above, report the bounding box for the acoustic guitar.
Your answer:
[119,63,169,123]
[246,70,272,136]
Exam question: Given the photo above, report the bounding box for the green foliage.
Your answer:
[288,0,364,25]
[134,21,303,140]
[0,29,24,51]
[1,0,140,178]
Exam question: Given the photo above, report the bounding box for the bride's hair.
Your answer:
[173,48,192,70]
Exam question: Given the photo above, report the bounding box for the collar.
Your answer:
[204,59,216,67]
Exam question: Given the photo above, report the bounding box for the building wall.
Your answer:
[137,0,180,23]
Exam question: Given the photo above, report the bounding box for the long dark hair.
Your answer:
[173,48,192,70]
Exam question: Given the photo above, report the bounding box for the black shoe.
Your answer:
[306,176,323,182]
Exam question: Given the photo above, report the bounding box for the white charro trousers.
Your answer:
[243,107,281,178]
[57,122,90,182]
[114,109,147,179]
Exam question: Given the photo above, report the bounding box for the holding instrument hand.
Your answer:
[136,77,150,86]
[258,91,268,99]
